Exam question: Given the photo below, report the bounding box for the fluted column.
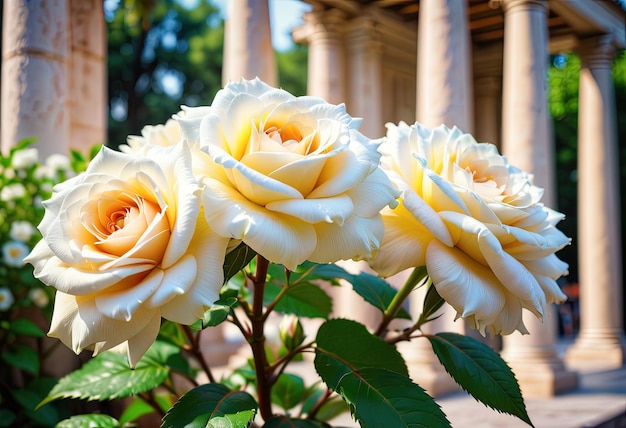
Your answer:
[1,0,70,157]
[499,0,577,396]
[295,10,346,104]
[69,0,106,152]
[473,43,503,150]
[566,35,626,370]
[416,0,473,132]
[344,17,384,138]
[402,0,473,397]
[222,0,276,86]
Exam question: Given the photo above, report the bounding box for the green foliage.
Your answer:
[107,0,224,148]
[265,416,327,428]
[224,242,257,283]
[428,332,533,427]
[314,319,450,426]
[161,383,257,428]
[271,373,305,411]
[40,340,178,406]
[315,319,449,427]
[55,414,120,428]
[265,282,332,318]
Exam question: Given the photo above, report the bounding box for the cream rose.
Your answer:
[178,78,399,270]
[369,122,569,335]
[25,144,231,366]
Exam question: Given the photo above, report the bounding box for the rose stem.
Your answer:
[181,325,216,383]
[375,265,428,337]
[250,254,272,421]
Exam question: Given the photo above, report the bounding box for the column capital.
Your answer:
[299,9,347,44]
[576,34,617,70]
[501,0,547,14]
[344,17,383,55]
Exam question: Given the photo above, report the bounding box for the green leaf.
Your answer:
[202,296,239,328]
[326,367,450,427]
[2,343,39,375]
[417,283,446,327]
[349,272,411,319]
[161,383,257,428]
[10,318,46,337]
[266,283,332,319]
[264,416,327,428]
[270,373,305,411]
[428,332,533,427]
[223,242,256,283]
[56,414,120,427]
[119,397,157,426]
[293,261,352,284]
[39,343,171,407]
[158,320,187,348]
[315,319,408,377]
[313,396,350,423]
[315,320,449,427]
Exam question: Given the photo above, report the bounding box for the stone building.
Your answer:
[2,0,625,398]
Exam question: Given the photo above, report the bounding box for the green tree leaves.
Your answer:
[427,333,533,427]
[315,319,450,427]
[162,384,256,428]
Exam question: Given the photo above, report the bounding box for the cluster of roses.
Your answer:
[26,79,569,366]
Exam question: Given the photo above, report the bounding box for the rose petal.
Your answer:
[309,215,383,263]
[266,195,354,226]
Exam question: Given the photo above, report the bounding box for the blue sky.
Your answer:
[211,0,311,51]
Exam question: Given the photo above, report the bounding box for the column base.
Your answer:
[502,348,579,397]
[565,330,626,371]
[397,341,461,397]
[509,360,579,397]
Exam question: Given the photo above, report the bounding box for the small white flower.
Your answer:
[3,168,16,179]
[12,148,39,169]
[45,154,71,171]
[28,288,49,308]
[10,221,37,242]
[0,288,14,311]
[34,165,51,180]
[2,241,30,267]
[0,183,26,201]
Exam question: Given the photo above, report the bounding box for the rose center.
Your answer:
[265,124,302,148]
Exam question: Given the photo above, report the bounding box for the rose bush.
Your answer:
[370,122,569,335]
[25,143,231,366]
[174,78,400,270]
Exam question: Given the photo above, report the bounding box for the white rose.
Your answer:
[25,144,231,366]
[370,122,569,335]
[121,118,182,154]
[179,78,399,270]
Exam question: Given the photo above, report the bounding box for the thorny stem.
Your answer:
[249,255,273,421]
[375,266,428,337]
[181,325,216,383]
[306,387,334,420]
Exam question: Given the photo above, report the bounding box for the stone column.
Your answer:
[69,0,107,152]
[473,43,503,150]
[416,0,473,132]
[1,0,70,158]
[222,0,277,86]
[344,17,384,138]
[294,10,346,104]
[403,0,473,397]
[566,35,626,370]
[499,0,577,396]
